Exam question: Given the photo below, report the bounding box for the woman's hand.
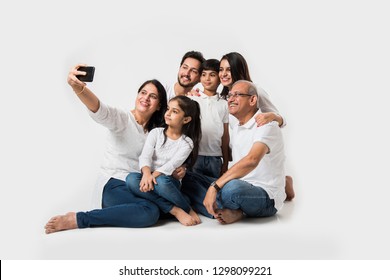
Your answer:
[67,64,87,93]
[255,112,282,127]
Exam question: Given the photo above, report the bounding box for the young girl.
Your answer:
[126,95,202,226]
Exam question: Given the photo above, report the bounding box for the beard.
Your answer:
[177,75,197,88]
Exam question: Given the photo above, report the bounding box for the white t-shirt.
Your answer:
[190,92,228,156]
[88,102,147,208]
[165,82,177,101]
[139,127,193,175]
[229,111,286,210]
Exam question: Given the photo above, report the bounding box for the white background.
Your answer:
[1,0,389,260]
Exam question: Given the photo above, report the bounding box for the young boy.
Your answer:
[189,59,229,178]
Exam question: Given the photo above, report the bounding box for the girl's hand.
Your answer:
[152,171,162,184]
[172,166,186,180]
[140,173,154,192]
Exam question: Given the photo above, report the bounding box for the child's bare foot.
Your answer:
[170,206,197,226]
[216,209,244,224]
[189,209,201,224]
[285,175,295,201]
[44,212,78,234]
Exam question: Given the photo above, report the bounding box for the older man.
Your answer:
[196,80,288,224]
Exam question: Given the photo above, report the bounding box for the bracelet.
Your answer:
[75,85,86,95]
[211,181,221,192]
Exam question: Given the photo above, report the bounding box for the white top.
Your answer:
[165,82,177,101]
[229,83,286,128]
[88,102,147,208]
[139,127,194,175]
[229,111,286,210]
[189,92,228,156]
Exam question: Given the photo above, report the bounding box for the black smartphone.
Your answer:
[76,66,95,82]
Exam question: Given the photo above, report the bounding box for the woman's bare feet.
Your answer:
[189,208,201,224]
[216,209,244,224]
[170,206,198,226]
[44,212,78,234]
[285,175,295,201]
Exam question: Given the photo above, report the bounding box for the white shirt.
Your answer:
[139,127,193,175]
[229,111,286,210]
[190,92,228,156]
[165,82,177,101]
[88,102,147,208]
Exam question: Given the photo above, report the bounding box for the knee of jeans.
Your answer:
[126,173,141,191]
[154,176,174,195]
[220,180,242,201]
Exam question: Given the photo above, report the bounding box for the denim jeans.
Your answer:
[192,155,222,178]
[218,179,277,217]
[126,172,191,213]
[182,171,277,218]
[76,178,160,228]
[182,171,215,218]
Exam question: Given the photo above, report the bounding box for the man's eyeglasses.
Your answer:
[227,92,253,99]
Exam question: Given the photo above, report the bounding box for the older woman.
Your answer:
[45,64,169,233]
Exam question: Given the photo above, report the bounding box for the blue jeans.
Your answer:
[182,171,277,218]
[192,155,222,178]
[182,171,215,218]
[218,179,277,217]
[76,178,160,228]
[126,172,191,213]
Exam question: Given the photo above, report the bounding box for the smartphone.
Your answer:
[76,66,95,82]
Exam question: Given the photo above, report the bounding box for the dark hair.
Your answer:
[200,58,220,73]
[165,95,201,168]
[180,51,205,67]
[137,79,167,132]
[220,52,252,99]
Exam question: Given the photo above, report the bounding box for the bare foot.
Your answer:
[285,175,295,201]
[44,212,78,234]
[216,209,244,224]
[189,208,201,224]
[170,206,197,226]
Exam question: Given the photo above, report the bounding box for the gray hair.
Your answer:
[232,80,258,97]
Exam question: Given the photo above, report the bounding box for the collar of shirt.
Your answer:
[199,91,220,100]
[238,109,260,129]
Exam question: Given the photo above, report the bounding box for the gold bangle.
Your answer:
[75,85,86,95]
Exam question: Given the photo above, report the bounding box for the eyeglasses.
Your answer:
[226,92,253,99]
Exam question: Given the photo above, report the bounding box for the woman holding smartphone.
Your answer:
[45,64,173,233]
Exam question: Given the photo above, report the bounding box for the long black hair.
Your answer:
[137,79,167,132]
[220,52,252,99]
[165,95,201,168]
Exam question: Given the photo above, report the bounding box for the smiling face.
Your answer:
[136,83,161,115]
[219,59,233,89]
[228,82,257,122]
[177,58,201,88]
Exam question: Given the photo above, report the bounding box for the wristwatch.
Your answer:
[210,181,221,192]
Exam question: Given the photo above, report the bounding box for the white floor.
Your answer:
[33,187,390,260]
